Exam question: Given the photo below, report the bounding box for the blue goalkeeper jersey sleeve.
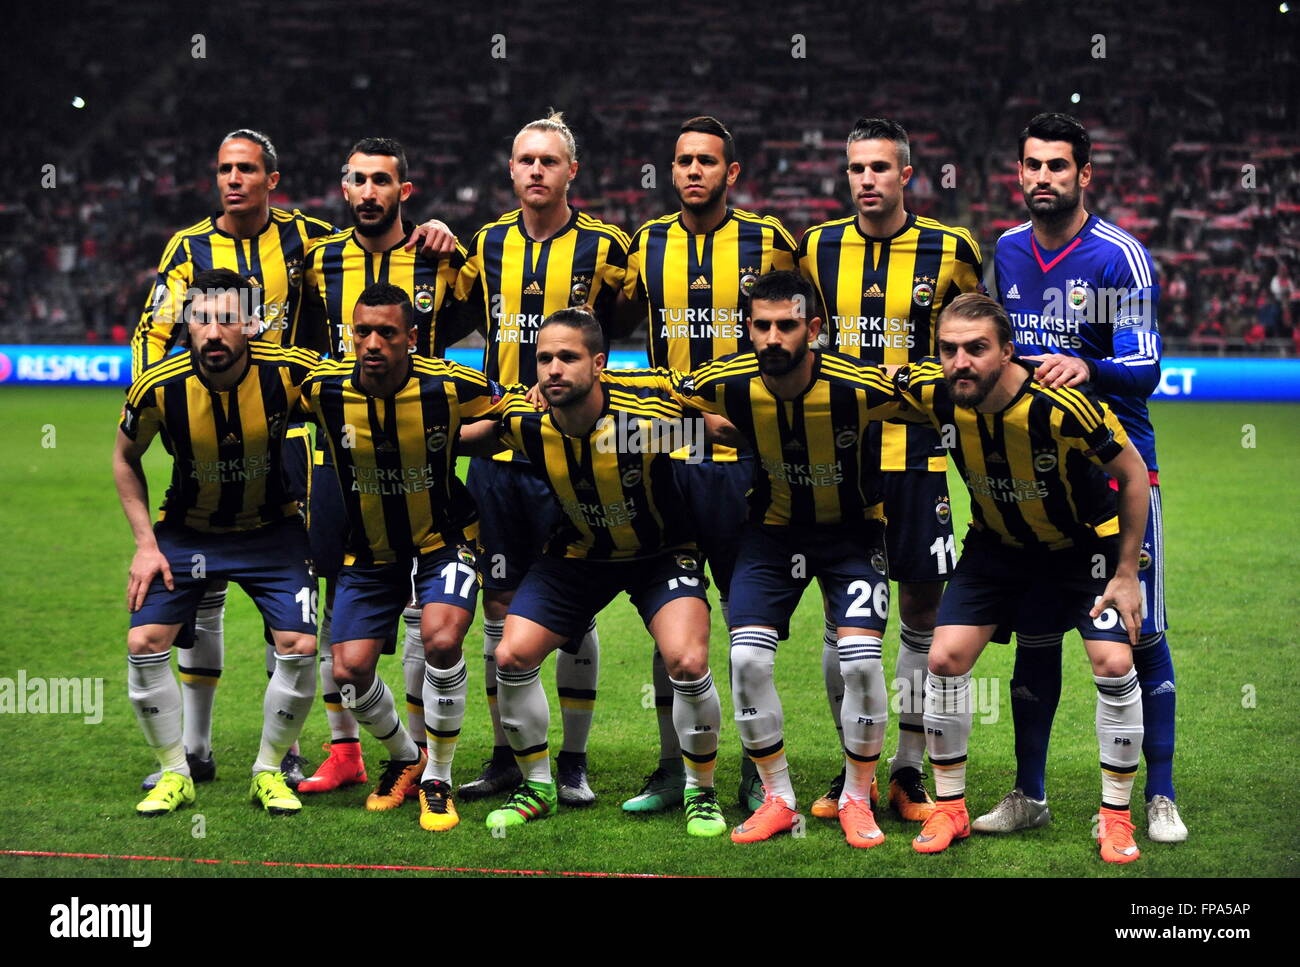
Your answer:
[990,214,1161,471]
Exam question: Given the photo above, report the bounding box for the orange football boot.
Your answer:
[1097,807,1141,864]
[912,798,971,854]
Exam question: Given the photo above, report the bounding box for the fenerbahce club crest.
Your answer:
[426,426,449,452]
[414,288,436,314]
[934,498,951,525]
[675,553,700,572]
[912,276,936,307]
[570,275,591,306]
[457,545,477,568]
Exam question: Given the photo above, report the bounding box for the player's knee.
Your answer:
[1091,650,1134,679]
[330,658,372,693]
[127,627,172,656]
[277,633,317,657]
[665,647,709,681]
[421,624,463,661]
[493,638,532,673]
[928,647,969,677]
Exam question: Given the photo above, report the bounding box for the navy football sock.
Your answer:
[1010,635,1063,801]
[1133,632,1176,801]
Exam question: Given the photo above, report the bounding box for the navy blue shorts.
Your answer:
[509,550,709,641]
[306,440,348,580]
[130,517,317,636]
[671,455,754,596]
[728,521,891,639]
[937,529,1133,643]
[466,456,565,591]
[331,544,481,645]
[282,423,312,504]
[881,469,955,583]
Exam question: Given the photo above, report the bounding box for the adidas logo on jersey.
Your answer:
[1010,685,1038,702]
[1150,680,1176,696]
[523,281,544,295]
[221,432,240,446]
[1006,284,1021,299]
[986,452,1007,464]
[863,283,884,298]
[690,275,710,290]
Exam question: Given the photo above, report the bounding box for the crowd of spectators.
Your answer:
[4,0,1297,353]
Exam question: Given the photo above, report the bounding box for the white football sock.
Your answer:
[402,607,427,749]
[557,618,598,754]
[731,629,793,808]
[496,664,552,784]
[254,652,316,774]
[179,585,226,758]
[838,635,886,802]
[652,647,682,763]
[925,671,971,799]
[482,618,508,747]
[1096,668,1143,808]
[670,671,721,789]
[422,658,468,783]
[129,651,188,775]
[318,607,360,744]
[821,616,845,743]
[892,623,932,774]
[351,677,418,761]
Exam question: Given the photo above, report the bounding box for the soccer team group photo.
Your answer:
[3,0,1296,888]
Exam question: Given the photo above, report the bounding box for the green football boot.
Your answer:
[621,766,687,813]
[683,786,727,837]
[136,771,195,817]
[250,770,302,815]
[486,781,558,829]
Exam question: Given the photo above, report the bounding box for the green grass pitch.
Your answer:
[0,387,1296,878]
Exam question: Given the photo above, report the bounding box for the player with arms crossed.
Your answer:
[798,118,983,823]
[298,283,518,831]
[895,294,1149,864]
[131,130,334,790]
[294,138,468,796]
[116,269,320,817]
[985,112,1184,842]
[674,271,914,847]
[452,112,629,806]
[461,309,727,837]
[621,116,797,815]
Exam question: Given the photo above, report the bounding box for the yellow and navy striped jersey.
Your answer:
[626,208,798,372]
[674,351,916,527]
[496,372,698,561]
[297,222,468,361]
[299,355,517,565]
[625,207,797,461]
[895,359,1129,551]
[132,207,336,379]
[798,212,982,473]
[120,343,321,533]
[456,207,630,387]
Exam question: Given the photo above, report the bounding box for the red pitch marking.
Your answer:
[1,849,679,878]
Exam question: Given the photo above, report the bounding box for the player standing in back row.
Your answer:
[621,116,797,815]
[453,112,629,807]
[984,112,1184,842]
[131,129,334,791]
[293,137,468,797]
[798,118,982,823]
